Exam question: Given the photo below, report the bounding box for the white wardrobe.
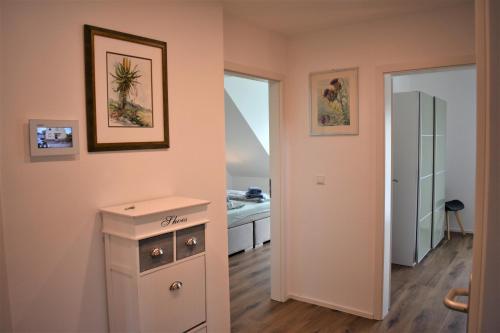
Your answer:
[392,91,447,266]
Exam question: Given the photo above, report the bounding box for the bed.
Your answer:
[227,199,271,255]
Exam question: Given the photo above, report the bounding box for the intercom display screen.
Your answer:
[36,127,73,149]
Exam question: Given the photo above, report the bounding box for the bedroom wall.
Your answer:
[285,4,474,316]
[225,75,270,153]
[0,1,13,331]
[225,91,269,176]
[230,176,270,194]
[226,171,233,189]
[393,67,477,233]
[225,74,270,194]
[1,2,229,332]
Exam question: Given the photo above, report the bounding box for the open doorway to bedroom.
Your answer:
[381,64,477,332]
[225,73,271,256]
[224,70,282,329]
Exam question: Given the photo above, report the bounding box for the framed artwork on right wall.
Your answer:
[310,67,359,136]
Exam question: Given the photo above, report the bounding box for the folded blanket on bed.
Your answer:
[227,190,269,203]
[247,187,262,195]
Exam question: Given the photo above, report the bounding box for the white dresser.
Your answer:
[101,196,210,333]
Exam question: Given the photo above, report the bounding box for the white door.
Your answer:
[392,92,419,266]
[432,97,447,248]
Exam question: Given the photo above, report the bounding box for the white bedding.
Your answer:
[227,200,270,228]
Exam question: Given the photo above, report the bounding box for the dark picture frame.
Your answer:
[84,25,169,151]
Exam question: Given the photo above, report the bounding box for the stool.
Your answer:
[445,200,466,240]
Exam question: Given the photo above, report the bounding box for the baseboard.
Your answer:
[287,293,374,319]
[449,227,474,234]
[272,293,289,303]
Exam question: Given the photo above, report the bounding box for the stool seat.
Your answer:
[445,200,465,212]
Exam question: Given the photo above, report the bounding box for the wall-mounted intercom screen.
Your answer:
[36,127,74,149]
[29,119,80,157]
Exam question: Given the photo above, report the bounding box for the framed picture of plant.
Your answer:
[310,68,359,136]
[84,25,169,151]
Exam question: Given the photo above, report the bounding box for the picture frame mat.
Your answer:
[310,67,359,136]
[94,34,164,144]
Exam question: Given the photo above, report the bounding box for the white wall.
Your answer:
[223,14,288,75]
[226,170,233,189]
[393,67,477,233]
[224,75,270,153]
[285,4,474,316]
[0,1,13,331]
[1,2,229,332]
[225,91,269,177]
[230,176,270,194]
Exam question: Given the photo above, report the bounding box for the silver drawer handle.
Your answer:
[185,237,198,247]
[169,281,183,291]
[150,247,164,258]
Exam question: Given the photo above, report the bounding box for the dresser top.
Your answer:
[100,196,210,218]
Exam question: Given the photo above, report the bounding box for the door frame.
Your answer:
[224,61,287,302]
[373,55,479,320]
[468,1,489,330]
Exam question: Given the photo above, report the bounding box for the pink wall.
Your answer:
[284,4,475,316]
[223,14,288,75]
[0,1,13,331]
[1,2,229,331]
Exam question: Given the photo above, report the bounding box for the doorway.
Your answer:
[223,66,285,328]
[380,64,477,331]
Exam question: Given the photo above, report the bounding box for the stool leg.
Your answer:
[446,211,451,240]
[455,211,466,236]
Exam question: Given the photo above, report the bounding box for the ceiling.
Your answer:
[221,0,473,36]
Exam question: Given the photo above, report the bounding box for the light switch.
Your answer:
[316,175,325,185]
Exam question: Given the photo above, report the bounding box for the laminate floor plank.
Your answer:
[229,233,472,332]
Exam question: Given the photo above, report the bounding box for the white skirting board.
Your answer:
[449,227,474,234]
[287,294,374,319]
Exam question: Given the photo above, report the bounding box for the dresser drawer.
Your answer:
[138,256,206,332]
[254,217,271,245]
[176,224,205,260]
[139,233,174,273]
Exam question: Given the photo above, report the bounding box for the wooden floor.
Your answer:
[229,233,473,333]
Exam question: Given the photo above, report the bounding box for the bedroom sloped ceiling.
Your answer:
[224,75,270,153]
[224,90,269,178]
